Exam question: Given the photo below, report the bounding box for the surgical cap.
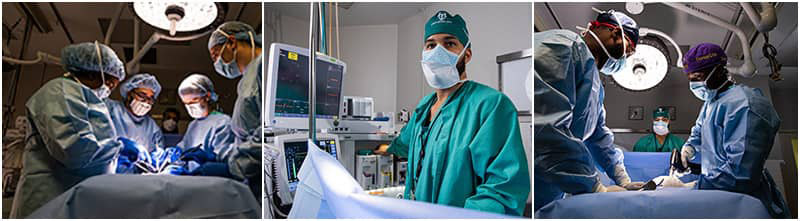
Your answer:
[61,42,126,81]
[683,43,727,73]
[424,11,470,47]
[178,73,218,102]
[120,73,162,100]
[653,107,670,119]
[595,10,639,45]
[207,21,262,49]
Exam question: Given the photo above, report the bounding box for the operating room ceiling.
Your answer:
[265,2,433,26]
[534,2,798,79]
[2,2,262,72]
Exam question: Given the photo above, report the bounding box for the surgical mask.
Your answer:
[129,99,152,116]
[212,30,255,79]
[420,41,471,89]
[185,102,208,119]
[163,119,177,131]
[92,41,111,100]
[653,121,669,135]
[689,65,727,101]
[584,28,628,75]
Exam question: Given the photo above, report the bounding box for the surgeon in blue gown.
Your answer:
[176,73,235,172]
[10,41,125,218]
[106,73,164,174]
[533,10,645,211]
[679,43,789,218]
[206,21,262,202]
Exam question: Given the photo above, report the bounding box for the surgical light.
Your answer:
[611,44,669,91]
[132,2,223,36]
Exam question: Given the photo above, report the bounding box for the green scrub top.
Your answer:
[387,81,530,216]
[632,133,685,152]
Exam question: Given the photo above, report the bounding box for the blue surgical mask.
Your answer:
[213,43,242,79]
[689,65,727,101]
[420,41,471,89]
[585,29,628,75]
[653,121,669,135]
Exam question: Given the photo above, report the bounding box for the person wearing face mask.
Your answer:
[633,108,685,152]
[207,21,263,203]
[371,11,529,216]
[679,43,789,218]
[104,73,165,173]
[10,41,125,218]
[161,108,180,134]
[532,9,645,211]
[176,73,235,177]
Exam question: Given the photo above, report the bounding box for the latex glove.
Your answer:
[159,164,187,175]
[653,175,695,188]
[118,137,141,162]
[116,155,135,174]
[181,147,217,164]
[152,147,183,170]
[681,145,695,169]
[189,162,233,178]
[621,181,646,190]
[596,185,627,192]
[373,144,390,155]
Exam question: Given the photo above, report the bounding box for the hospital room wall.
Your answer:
[395,3,533,113]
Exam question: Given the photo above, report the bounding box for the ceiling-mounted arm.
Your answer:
[639,27,683,68]
[741,2,777,33]
[663,2,756,78]
[125,30,212,74]
[104,2,126,45]
[3,51,61,65]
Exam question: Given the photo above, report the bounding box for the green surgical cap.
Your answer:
[424,11,470,47]
[653,108,670,119]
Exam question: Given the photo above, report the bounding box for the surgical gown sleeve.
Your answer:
[683,104,707,153]
[533,33,603,194]
[388,111,418,158]
[696,101,776,192]
[585,105,630,185]
[463,95,530,215]
[27,79,120,171]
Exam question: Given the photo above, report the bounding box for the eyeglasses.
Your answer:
[132,91,155,104]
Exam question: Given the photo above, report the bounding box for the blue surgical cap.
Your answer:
[595,10,640,45]
[207,21,262,49]
[178,73,218,102]
[61,42,126,81]
[120,73,162,100]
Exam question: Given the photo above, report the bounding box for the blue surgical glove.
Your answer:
[118,137,141,162]
[116,155,135,174]
[181,147,217,164]
[160,164,188,175]
[189,162,233,178]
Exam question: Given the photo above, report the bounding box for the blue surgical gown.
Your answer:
[226,54,263,203]
[105,99,164,153]
[178,112,235,162]
[533,30,629,211]
[10,77,121,218]
[683,84,789,218]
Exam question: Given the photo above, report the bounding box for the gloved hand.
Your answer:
[152,147,183,171]
[652,175,696,188]
[621,181,647,190]
[116,155,135,174]
[181,147,217,164]
[680,145,695,169]
[118,137,141,162]
[159,164,188,175]
[189,162,232,178]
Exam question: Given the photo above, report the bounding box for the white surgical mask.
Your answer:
[185,102,208,119]
[130,99,152,116]
[163,119,177,131]
[653,121,669,135]
[92,41,111,100]
[689,65,728,101]
[420,41,471,89]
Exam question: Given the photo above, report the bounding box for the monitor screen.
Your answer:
[284,139,338,192]
[274,49,344,119]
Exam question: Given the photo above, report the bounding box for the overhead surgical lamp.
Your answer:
[132,2,223,36]
[611,27,683,91]
[126,2,227,74]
